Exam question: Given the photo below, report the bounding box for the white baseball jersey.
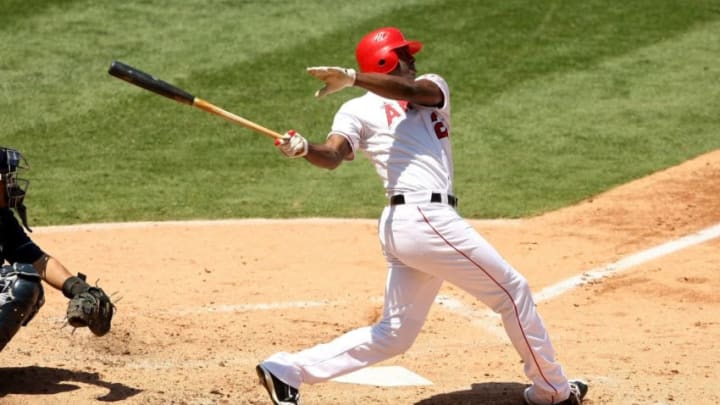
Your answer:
[329,74,453,197]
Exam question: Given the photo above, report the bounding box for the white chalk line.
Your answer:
[174,300,337,315]
[32,218,378,233]
[433,295,508,339]
[534,222,720,302]
[32,217,515,233]
[452,222,720,336]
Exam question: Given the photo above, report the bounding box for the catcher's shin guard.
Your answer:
[0,263,45,351]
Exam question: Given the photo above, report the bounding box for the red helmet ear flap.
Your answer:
[371,47,399,74]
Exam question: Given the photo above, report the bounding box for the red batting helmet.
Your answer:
[355,27,423,74]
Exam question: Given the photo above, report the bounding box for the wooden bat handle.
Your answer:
[192,99,283,140]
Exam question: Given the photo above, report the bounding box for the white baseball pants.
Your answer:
[262,202,571,404]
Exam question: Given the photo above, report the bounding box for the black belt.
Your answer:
[390,193,458,208]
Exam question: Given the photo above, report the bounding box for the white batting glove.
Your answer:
[274,130,308,158]
[306,66,356,98]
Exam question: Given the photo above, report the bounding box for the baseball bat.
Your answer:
[107,61,283,140]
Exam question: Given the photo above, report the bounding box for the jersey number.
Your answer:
[431,112,448,139]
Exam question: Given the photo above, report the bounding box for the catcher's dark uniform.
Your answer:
[1,207,45,264]
[1,146,114,352]
[0,207,45,351]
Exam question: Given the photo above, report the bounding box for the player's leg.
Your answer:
[259,206,443,390]
[393,205,574,404]
[260,259,442,389]
[0,263,45,351]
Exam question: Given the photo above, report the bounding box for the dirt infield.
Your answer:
[2,150,719,405]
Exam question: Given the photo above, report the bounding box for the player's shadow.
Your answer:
[0,366,142,402]
[414,381,528,405]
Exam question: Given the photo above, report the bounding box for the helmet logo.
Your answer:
[374,32,387,42]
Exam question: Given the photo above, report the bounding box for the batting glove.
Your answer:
[275,130,308,158]
[306,66,356,98]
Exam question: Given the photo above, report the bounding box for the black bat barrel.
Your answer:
[108,61,195,105]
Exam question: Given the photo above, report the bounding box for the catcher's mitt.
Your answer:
[66,280,115,337]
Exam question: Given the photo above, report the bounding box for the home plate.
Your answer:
[331,366,433,387]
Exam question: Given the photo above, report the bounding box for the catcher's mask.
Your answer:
[0,147,32,232]
[355,27,423,74]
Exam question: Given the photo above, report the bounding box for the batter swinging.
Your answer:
[256,27,588,405]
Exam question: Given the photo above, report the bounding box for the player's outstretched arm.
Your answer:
[306,66,442,107]
[354,72,443,107]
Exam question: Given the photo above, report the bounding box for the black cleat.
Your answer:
[524,380,589,405]
[256,364,301,405]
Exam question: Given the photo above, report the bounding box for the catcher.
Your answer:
[0,146,115,351]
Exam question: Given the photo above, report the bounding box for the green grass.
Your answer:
[2,0,719,225]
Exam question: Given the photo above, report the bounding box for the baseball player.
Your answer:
[256,27,588,405]
[0,146,115,352]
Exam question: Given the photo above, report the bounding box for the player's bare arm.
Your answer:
[354,73,443,107]
[305,134,352,170]
[305,66,443,108]
[31,253,74,290]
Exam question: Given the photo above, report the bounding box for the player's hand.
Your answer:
[275,130,308,158]
[306,66,356,98]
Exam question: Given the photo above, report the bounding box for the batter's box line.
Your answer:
[534,222,720,303]
[437,222,720,339]
[170,300,341,315]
